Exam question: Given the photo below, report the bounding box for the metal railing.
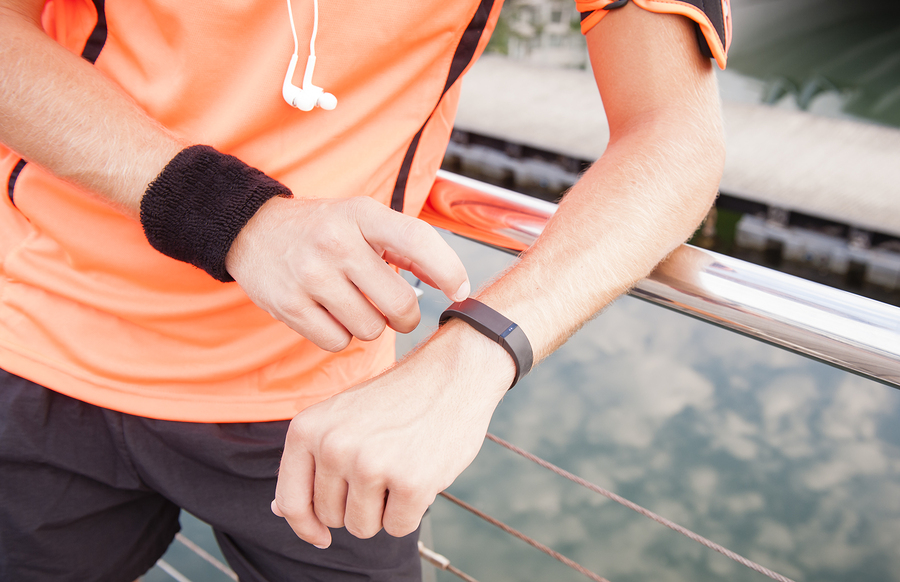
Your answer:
[422,171,900,389]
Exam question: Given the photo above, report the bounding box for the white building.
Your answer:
[493,0,589,69]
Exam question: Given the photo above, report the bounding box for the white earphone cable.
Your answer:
[286,0,318,58]
[310,0,319,58]
[286,0,298,56]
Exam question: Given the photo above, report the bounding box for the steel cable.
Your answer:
[484,432,796,582]
[445,564,481,582]
[439,492,612,582]
[175,533,238,581]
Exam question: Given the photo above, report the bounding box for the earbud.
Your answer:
[282,53,337,112]
[316,91,337,111]
[284,0,335,112]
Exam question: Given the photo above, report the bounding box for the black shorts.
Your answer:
[0,369,420,582]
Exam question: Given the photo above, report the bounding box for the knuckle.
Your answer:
[390,477,426,499]
[320,332,351,353]
[315,507,344,529]
[312,221,352,257]
[314,514,342,530]
[274,496,304,520]
[346,195,379,215]
[279,298,318,324]
[388,287,418,318]
[352,456,386,484]
[345,522,379,540]
[355,317,386,342]
[388,306,420,334]
[284,418,313,449]
[398,218,433,249]
[383,516,419,538]
[276,301,351,352]
[298,265,331,290]
[316,428,360,470]
[319,434,352,462]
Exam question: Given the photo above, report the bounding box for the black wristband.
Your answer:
[140,145,292,282]
[439,298,534,389]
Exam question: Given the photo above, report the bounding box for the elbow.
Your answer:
[701,119,726,211]
[683,107,726,227]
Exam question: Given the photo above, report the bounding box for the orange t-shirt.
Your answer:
[0,0,727,423]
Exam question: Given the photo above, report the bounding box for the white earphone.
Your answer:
[283,0,337,111]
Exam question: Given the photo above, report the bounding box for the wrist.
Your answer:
[140,145,292,282]
[440,298,533,388]
[223,194,289,280]
[423,318,516,406]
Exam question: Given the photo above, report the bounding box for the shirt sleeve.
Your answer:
[575,0,731,69]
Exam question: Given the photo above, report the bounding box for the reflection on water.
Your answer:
[401,234,900,582]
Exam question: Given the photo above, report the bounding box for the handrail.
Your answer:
[422,171,900,389]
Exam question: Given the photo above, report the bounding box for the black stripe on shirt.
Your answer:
[390,0,496,213]
[7,0,109,206]
[7,159,28,207]
[81,0,109,64]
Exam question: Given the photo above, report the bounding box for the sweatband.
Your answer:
[140,145,292,282]
[440,298,534,389]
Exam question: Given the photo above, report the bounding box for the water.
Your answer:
[402,233,900,582]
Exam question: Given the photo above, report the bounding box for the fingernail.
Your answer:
[314,543,330,550]
[454,280,470,302]
[270,499,283,517]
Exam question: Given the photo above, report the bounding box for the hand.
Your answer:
[271,321,515,547]
[225,196,470,352]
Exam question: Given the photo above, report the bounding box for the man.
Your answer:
[0,0,729,580]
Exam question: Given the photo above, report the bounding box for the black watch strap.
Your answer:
[439,298,533,389]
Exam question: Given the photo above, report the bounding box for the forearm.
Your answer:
[0,2,182,217]
[444,5,724,378]
[481,114,723,362]
[431,109,723,407]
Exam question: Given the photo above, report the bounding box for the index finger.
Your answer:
[356,203,470,302]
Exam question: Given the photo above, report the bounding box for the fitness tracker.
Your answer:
[439,298,533,389]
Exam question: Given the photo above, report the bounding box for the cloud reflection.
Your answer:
[405,235,900,582]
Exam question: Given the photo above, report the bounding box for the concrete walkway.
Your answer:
[455,55,900,236]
